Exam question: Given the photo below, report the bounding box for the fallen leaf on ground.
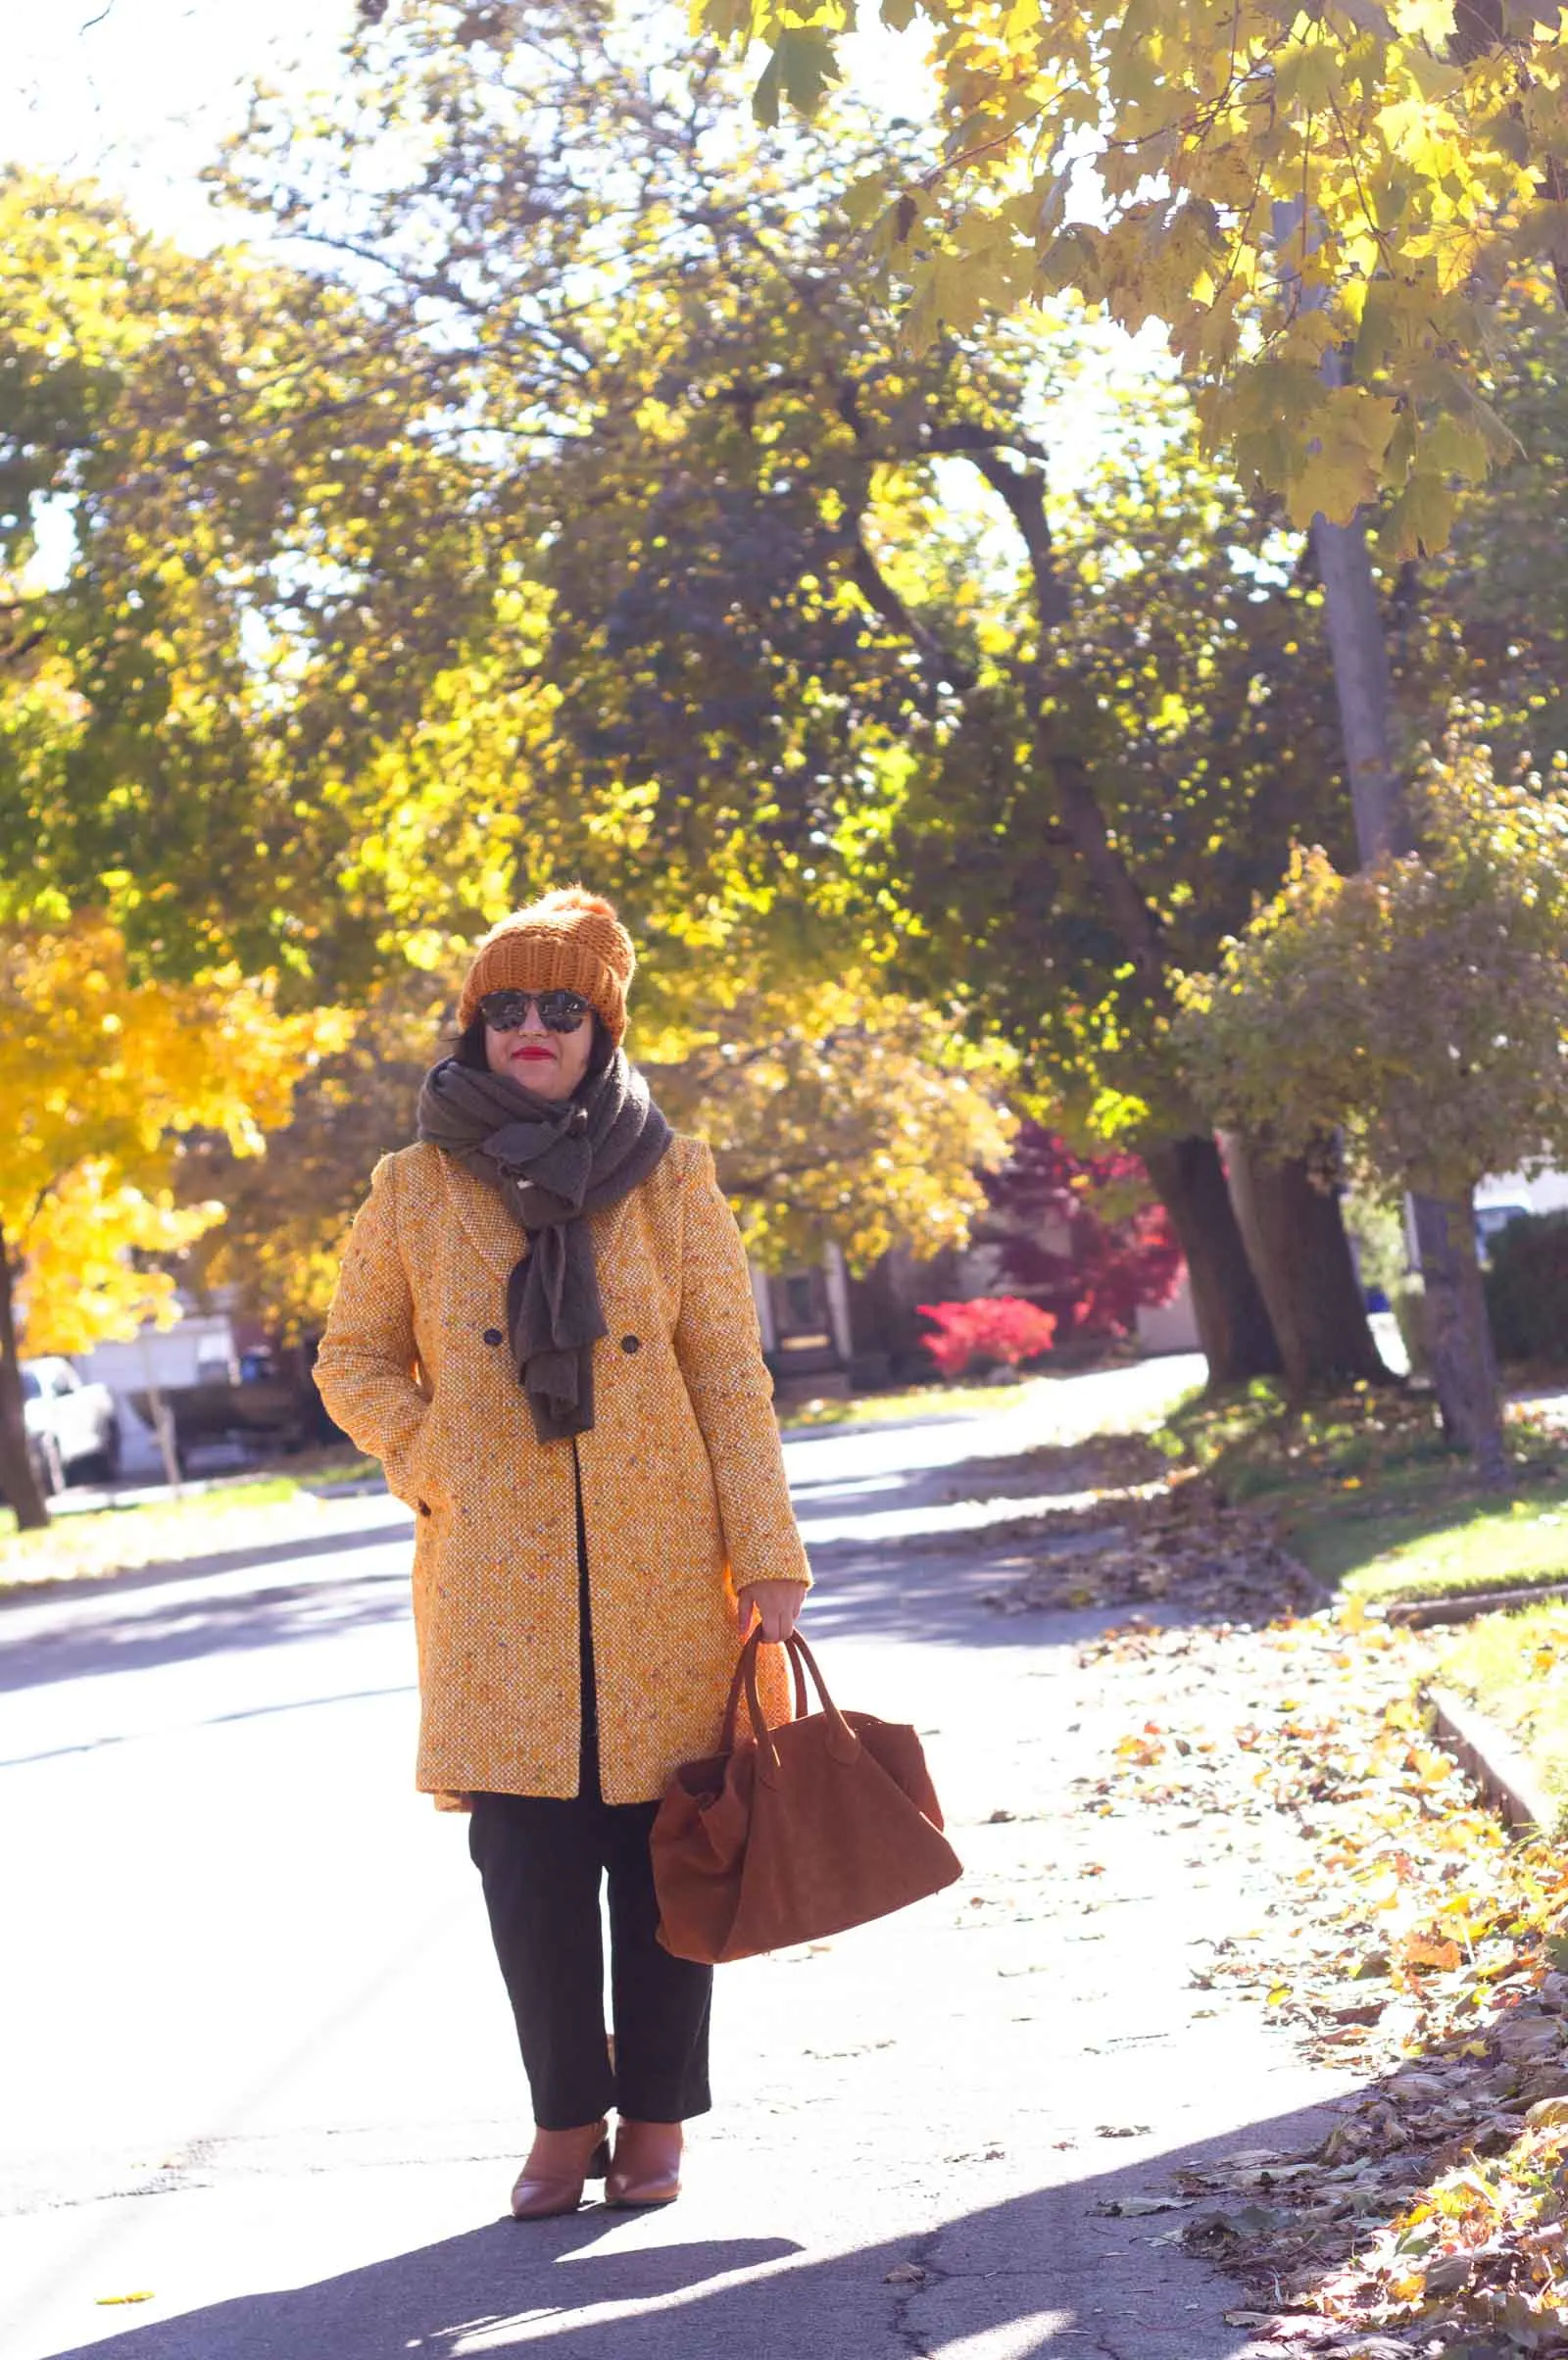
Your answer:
[1081,1602,1568,2354]
[985,1497,1323,1624]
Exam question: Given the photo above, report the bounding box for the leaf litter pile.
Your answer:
[983,1474,1325,1623]
[1078,1602,1568,2356]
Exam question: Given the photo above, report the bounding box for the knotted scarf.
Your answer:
[416,1052,672,1443]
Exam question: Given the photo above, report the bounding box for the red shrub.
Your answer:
[916,1296,1059,1379]
[982,1128,1183,1342]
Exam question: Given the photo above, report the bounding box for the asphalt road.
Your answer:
[0,1358,1351,2360]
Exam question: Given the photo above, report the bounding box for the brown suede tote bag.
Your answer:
[651,1629,962,1964]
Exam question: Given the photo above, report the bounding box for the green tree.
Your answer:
[514,226,1383,1385]
[1433,301,1568,761]
[684,1,1568,1450]
[217,7,1387,1389]
[177,970,448,1339]
[0,170,514,992]
[641,975,1017,1271]
[1177,730,1568,1479]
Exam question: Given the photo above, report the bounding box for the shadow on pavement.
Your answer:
[803,1539,1125,1653]
[0,1560,412,1696]
[1,1413,1253,1690]
[36,2102,1345,2360]
[0,1516,410,1617]
[0,1518,1138,1697]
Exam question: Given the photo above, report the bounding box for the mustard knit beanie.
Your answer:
[458,888,636,1046]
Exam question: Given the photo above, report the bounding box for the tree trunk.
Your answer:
[1311,490,1504,1474]
[1311,507,1402,862]
[1143,1133,1282,1387]
[1409,1190,1508,1485]
[0,1227,50,1531]
[1224,1131,1392,1397]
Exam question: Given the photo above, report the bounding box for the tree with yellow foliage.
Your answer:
[697,0,1567,552]
[641,977,1018,1272]
[0,914,340,1527]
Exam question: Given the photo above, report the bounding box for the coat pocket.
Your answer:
[387,1404,445,1511]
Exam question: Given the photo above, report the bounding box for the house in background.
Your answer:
[1133,1267,1200,1355]
[79,1303,243,1401]
[752,1248,856,1405]
[74,1300,245,1473]
[71,1289,323,1479]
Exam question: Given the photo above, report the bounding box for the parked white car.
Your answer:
[19,1357,122,1492]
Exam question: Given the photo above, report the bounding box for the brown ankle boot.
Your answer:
[510,2119,611,2220]
[606,2119,683,2209]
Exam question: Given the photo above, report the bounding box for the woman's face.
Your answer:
[484,997,596,1100]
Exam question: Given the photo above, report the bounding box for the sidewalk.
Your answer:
[0,1362,1355,2360]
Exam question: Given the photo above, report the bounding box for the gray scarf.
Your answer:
[416,1051,672,1442]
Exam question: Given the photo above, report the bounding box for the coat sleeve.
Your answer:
[672,1142,811,1596]
[315,1153,431,1500]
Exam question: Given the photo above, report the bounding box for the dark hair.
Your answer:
[453,1013,489,1070]
[450,1009,614,1082]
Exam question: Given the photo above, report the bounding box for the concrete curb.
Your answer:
[1426,1682,1560,1840]
[1389,1579,1568,1629]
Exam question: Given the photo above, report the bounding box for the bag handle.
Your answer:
[740,1629,862,1788]
[719,1626,809,1753]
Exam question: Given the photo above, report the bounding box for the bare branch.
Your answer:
[848,533,977,698]
[967,450,1071,627]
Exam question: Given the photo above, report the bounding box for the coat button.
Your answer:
[620,1334,641,1353]
[483,1327,503,1346]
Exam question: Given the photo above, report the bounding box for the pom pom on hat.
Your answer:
[458,887,637,1045]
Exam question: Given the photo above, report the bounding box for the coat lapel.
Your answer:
[438,1155,526,1281]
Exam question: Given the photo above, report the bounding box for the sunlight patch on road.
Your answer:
[929,2315,1074,2358]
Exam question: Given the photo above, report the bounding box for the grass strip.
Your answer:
[1437,1599,1568,1837]
[1162,1378,1568,1607]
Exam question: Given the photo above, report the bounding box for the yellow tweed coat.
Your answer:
[315,1134,810,1806]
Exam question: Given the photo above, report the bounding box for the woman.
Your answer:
[315,888,810,2220]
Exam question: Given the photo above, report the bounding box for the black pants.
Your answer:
[466,1457,712,2131]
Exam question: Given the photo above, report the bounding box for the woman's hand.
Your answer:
[736,1580,808,1644]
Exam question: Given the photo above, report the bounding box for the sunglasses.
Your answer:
[478,987,593,1035]
[474,991,590,1038]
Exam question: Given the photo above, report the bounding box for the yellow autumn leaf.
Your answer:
[1284,401,1400,527]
